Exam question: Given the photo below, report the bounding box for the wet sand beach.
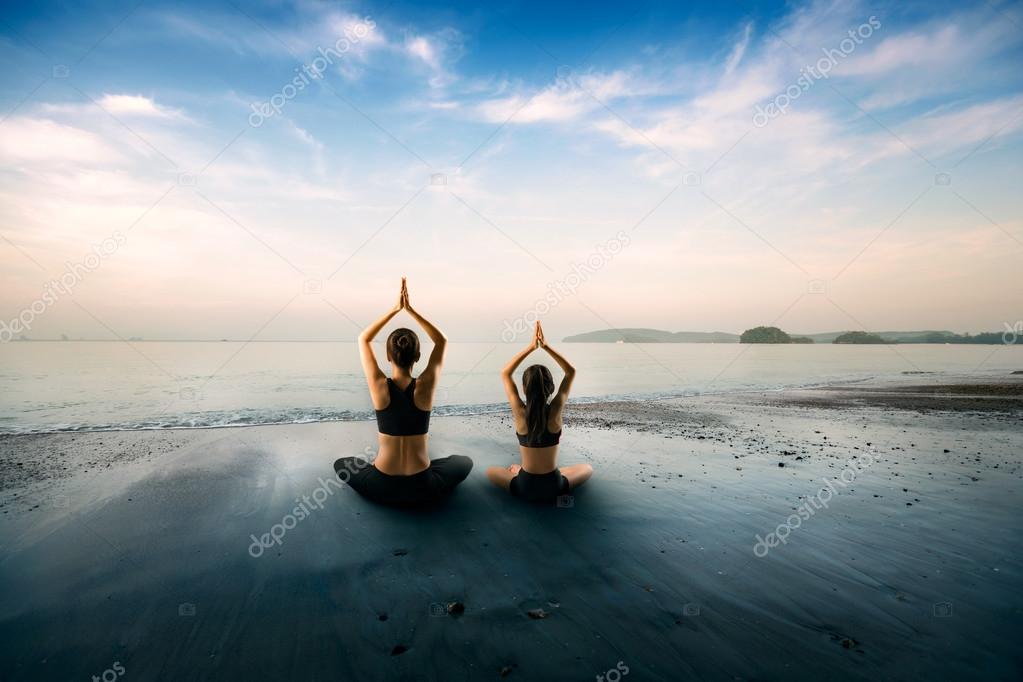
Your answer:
[1,375,1021,680]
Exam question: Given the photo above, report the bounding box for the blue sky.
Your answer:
[1,0,1022,341]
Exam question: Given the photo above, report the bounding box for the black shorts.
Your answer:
[333,455,473,508]
[509,469,570,503]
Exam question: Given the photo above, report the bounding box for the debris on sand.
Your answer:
[527,608,548,620]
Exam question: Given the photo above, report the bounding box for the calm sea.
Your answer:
[1,341,1020,434]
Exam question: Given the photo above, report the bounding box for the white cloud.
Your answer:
[159,8,384,63]
[326,13,386,50]
[286,121,326,176]
[841,24,967,78]
[406,36,440,69]
[474,71,637,124]
[724,22,753,75]
[463,0,1023,196]
[4,0,1022,339]
[897,94,1023,161]
[403,28,463,89]
[39,94,190,123]
[841,12,1019,110]
[0,118,125,164]
[476,89,585,124]
[97,94,186,120]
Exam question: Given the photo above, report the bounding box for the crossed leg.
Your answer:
[429,455,474,494]
[560,463,594,490]
[486,463,521,490]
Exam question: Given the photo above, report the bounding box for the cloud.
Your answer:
[0,118,125,164]
[841,25,959,77]
[406,36,441,70]
[39,94,190,123]
[724,22,753,75]
[840,11,1020,110]
[403,28,463,89]
[286,120,326,176]
[462,0,1023,196]
[474,71,637,124]
[158,7,384,62]
[97,94,186,120]
[896,94,1023,161]
[476,88,585,124]
[3,0,1022,339]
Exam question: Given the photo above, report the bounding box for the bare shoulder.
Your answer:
[510,400,528,432]
[547,397,566,430]
[369,377,391,410]
[416,373,446,411]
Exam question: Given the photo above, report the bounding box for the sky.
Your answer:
[1,0,1021,342]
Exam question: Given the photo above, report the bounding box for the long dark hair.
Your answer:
[522,364,555,443]
[386,328,420,369]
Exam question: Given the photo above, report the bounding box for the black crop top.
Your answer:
[375,378,431,436]
[516,425,562,448]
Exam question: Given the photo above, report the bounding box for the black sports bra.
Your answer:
[516,425,562,448]
[375,378,431,436]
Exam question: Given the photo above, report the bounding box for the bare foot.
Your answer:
[508,464,522,475]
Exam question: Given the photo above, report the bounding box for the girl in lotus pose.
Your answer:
[333,279,472,506]
[487,321,593,502]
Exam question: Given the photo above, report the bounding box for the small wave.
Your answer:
[0,407,368,435]
[0,373,897,435]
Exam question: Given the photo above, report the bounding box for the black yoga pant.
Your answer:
[509,468,570,503]
[333,455,473,507]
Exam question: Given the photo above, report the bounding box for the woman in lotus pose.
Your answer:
[487,321,593,502]
[333,279,472,506]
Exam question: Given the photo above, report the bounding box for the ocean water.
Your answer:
[1,341,1020,434]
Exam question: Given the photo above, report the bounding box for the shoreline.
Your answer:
[3,369,1019,437]
[3,375,1020,502]
[1,375,1021,680]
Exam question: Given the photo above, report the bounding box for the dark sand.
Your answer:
[1,376,1021,680]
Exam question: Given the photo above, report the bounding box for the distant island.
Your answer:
[564,328,1013,344]
[828,330,1011,344]
[834,331,887,344]
[563,328,740,343]
[739,326,814,344]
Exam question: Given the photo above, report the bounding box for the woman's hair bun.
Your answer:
[386,328,420,369]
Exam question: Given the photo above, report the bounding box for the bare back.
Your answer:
[373,377,434,475]
[513,400,564,474]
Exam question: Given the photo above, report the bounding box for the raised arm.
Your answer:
[501,336,537,410]
[537,323,575,421]
[402,279,447,386]
[358,286,403,407]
